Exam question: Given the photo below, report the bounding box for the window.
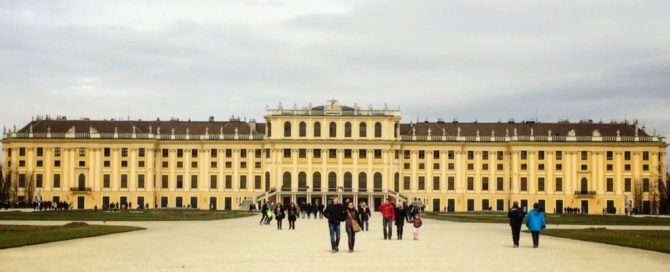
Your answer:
[254,175,261,189]
[240,149,247,158]
[643,178,650,192]
[329,122,337,137]
[403,176,410,190]
[520,163,527,171]
[624,178,631,192]
[299,149,307,158]
[538,177,545,192]
[18,174,25,187]
[344,122,352,137]
[36,147,43,156]
[36,174,43,188]
[624,164,631,171]
[556,151,562,160]
[53,174,61,188]
[497,151,504,160]
[482,151,489,160]
[404,150,410,159]
[138,174,145,189]
[418,163,425,170]
[176,175,183,189]
[161,175,168,189]
[121,161,128,168]
[433,150,440,159]
[556,164,563,171]
[643,152,649,161]
[359,122,367,137]
[209,175,218,189]
[138,161,145,168]
[581,164,588,171]
[191,149,198,158]
[448,163,455,170]
[482,177,489,191]
[54,147,61,157]
[79,148,86,156]
[606,178,613,192]
[418,150,425,159]
[329,149,337,158]
[139,148,145,157]
[520,177,528,191]
[433,163,440,170]
[555,177,563,192]
[374,149,382,159]
[359,149,367,159]
[177,149,184,158]
[225,175,232,189]
[79,161,86,167]
[538,164,545,171]
[538,151,545,160]
[36,160,43,167]
[607,164,613,171]
[162,149,169,158]
[121,148,128,157]
[624,151,631,160]
[344,149,352,159]
[448,176,455,190]
[255,149,261,158]
[433,176,440,190]
[19,160,25,167]
[404,163,410,170]
[520,151,527,160]
[211,148,218,158]
[313,172,322,192]
[161,161,168,168]
[240,162,247,168]
[284,121,292,137]
[313,149,321,158]
[226,149,232,158]
[467,177,474,191]
[467,163,474,170]
[606,151,613,160]
[374,122,382,138]
[121,174,128,188]
[240,175,247,189]
[299,122,306,137]
[19,147,26,156]
[418,176,425,190]
[255,162,261,168]
[211,161,218,168]
[643,164,649,171]
[496,177,504,191]
[497,164,503,171]
[467,151,474,160]
[448,151,455,160]
[284,149,291,158]
[482,164,489,170]
[314,122,321,137]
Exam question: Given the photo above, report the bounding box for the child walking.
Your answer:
[410,213,423,240]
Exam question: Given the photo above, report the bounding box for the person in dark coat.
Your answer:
[358,202,371,231]
[287,202,298,230]
[323,197,346,253]
[394,203,407,240]
[275,203,285,230]
[507,201,525,248]
[345,201,362,252]
[260,201,268,225]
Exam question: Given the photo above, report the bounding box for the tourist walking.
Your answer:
[265,203,274,225]
[344,201,362,252]
[358,202,371,231]
[526,203,546,248]
[507,201,525,248]
[260,202,268,225]
[394,203,406,240]
[275,203,285,230]
[409,212,423,240]
[323,197,346,253]
[318,202,325,219]
[288,202,298,230]
[379,198,396,240]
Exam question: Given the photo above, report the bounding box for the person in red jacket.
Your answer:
[379,198,396,240]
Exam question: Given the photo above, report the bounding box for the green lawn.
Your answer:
[0,222,144,249]
[423,212,670,225]
[539,228,670,254]
[0,209,254,221]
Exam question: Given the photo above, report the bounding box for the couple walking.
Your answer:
[323,197,362,253]
[508,202,546,248]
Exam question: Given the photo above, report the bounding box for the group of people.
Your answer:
[508,202,546,248]
[379,199,423,241]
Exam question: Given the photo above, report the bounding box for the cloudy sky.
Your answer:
[1,1,669,148]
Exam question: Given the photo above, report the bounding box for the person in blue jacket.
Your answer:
[526,203,546,248]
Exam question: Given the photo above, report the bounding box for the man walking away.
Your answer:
[323,197,346,253]
[358,202,371,231]
[507,201,525,248]
[260,202,268,225]
[526,203,546,248]
[379,198,396,240]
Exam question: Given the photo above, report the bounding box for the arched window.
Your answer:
[298,172,307,191]
[374,122,382,138]
[312,172,321,192]
[580,178,588,194]
[328,172,337,192]
[373,172,382,192]
[344,172,352,192]
[344,122,352,138]
[78,174,86,189]
[282,172,291,191]
[267,123,272,137]
[329,122,337,138]
[394,173,399,192]
[314,122,321,137]
[265,172,270,191]
[284,122,291,137]
[359,122,367,138]
[299,122,306,137]
[358,172,367,192]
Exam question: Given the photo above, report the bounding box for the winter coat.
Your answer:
[275,207,285,220]
[379,203,396,220]
[358,207,371,220]
[345,208,362,228]
[507,207,525,226]
[323,204,345,225]
[288,207,298,220]
[394,207,406,226]
[526,208,545,231]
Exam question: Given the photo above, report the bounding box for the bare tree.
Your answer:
[632,179,643,214]
[0,169,6,204]
[24,171,35,207]
[9,171,18,205]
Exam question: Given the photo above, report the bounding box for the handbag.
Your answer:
[347,210,362,233]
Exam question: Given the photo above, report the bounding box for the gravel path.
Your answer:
[1,215,668,271]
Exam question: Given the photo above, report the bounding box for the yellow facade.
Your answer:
[1,100,667,214]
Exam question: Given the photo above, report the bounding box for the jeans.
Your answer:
[329,223,341,250]
[361,219,369,231]
[510,223,521,246]
[259,213,267,224]
[289,219,295,229]
[383,218,393,239]
[277,219,283,230]
[531,231,540,247]
[345,225,356,250]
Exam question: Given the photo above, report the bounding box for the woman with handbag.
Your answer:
[345,201,362,253]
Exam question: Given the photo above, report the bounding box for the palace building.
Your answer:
[1,100,667,214]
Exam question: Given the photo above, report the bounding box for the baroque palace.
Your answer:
[1,100,667,214]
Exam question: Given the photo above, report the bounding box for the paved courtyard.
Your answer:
[1,214,669,271]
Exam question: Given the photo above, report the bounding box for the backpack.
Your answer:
[413,218,423,228]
